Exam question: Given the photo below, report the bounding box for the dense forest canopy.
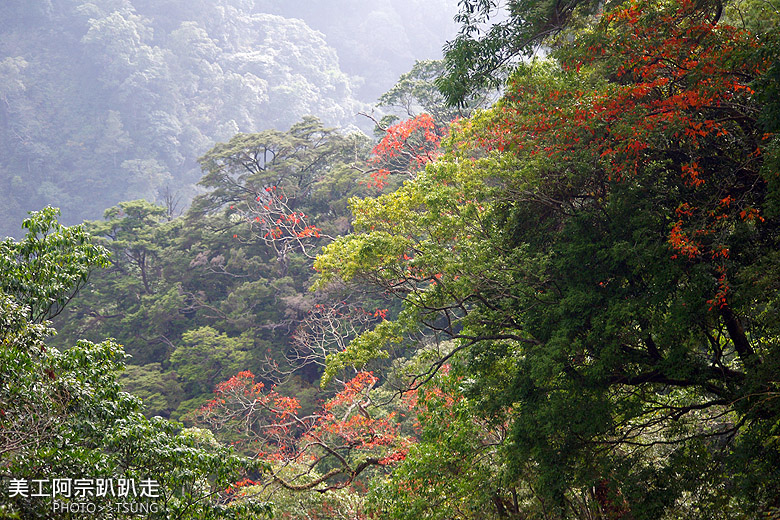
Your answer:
[2,0,779,518]
[315,0,780,517]
[0,0,460,238]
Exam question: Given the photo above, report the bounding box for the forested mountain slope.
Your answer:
[0,0,458,238]
[3,0,779,518]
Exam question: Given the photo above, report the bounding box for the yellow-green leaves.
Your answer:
[0,206,110,323]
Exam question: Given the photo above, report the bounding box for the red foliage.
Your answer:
[368,114,446,189]
[228,185,327,258]
[200,371,409,493]
[463,0,771,312]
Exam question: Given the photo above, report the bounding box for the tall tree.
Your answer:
[315,0,780,517]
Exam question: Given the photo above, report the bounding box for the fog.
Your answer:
[0,0,461,236]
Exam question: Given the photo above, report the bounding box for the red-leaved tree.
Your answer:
[365,114,446,190]
[199,370,410,497]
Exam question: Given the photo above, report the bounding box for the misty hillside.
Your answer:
[0,0,459,237]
